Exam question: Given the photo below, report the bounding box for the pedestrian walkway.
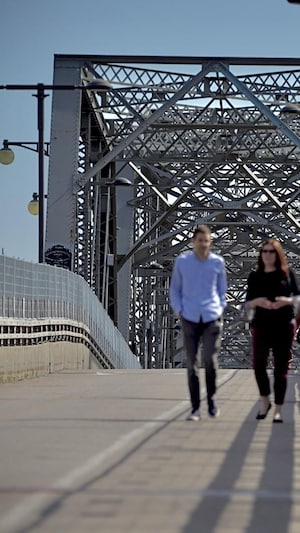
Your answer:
[0,368,299,532]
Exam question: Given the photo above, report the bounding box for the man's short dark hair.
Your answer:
[192,225,211,239]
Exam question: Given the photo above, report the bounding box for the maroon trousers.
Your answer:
[251,322,295,405]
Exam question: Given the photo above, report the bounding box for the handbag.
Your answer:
[296,305,300,327]
[287,274,300,344]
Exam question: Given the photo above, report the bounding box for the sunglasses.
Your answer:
[262,249,276,254]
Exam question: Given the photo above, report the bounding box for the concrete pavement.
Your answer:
[0,368,300,532]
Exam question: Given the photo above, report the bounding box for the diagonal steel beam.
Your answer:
[74,64,214,191]
[128,161,170,207]
[117,165,213,271]
[237,158,300,230]
[217,62,300,149]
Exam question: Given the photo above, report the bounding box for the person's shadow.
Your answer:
[182,371,299,533]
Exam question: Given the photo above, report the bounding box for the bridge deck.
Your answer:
[0,368,299,533]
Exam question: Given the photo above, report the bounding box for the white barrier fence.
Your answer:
[0,255,140,380]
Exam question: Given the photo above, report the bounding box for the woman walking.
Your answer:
[245,239,299,423]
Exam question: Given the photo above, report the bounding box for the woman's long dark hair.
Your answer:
[257,239,289,276]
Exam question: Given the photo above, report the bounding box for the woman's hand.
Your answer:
[250,297,273,309]
[273,296,293,309]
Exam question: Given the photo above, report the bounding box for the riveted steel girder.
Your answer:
[46,55,300,369]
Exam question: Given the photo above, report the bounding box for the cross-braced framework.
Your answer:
[46,55,300,369]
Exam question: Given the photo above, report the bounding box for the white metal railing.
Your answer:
[0,255,140,369]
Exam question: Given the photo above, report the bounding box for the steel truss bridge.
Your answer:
[45,55,300,369]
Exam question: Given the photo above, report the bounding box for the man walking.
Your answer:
[170,225,227,420]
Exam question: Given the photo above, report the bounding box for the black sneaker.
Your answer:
[186,409,200,421]
[208,399,220,418]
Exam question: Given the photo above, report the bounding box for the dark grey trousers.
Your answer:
[181,317,223,411]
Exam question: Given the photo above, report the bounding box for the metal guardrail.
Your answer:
[0,255,140,369]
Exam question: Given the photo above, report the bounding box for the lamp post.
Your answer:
[0,80,110,263]
[36,84,46,263]
[0,84,49,262]
[0,136,50,263]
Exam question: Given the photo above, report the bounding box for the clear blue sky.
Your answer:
[0,0,299,262]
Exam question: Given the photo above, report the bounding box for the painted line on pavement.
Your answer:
[0,369,236,532]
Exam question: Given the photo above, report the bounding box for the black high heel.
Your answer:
[256,403,272,420]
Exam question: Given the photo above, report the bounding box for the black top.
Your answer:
[246,269,299,327]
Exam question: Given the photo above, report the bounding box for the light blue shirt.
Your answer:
[169,251,227,323]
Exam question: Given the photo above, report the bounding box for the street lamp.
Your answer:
[0,80,111,263]
[0,140,15,164]
[0,84,49,262]
[99,176,132,313]
[281,103,300,114]
[27,193,39,215]
[0,136,50,263]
